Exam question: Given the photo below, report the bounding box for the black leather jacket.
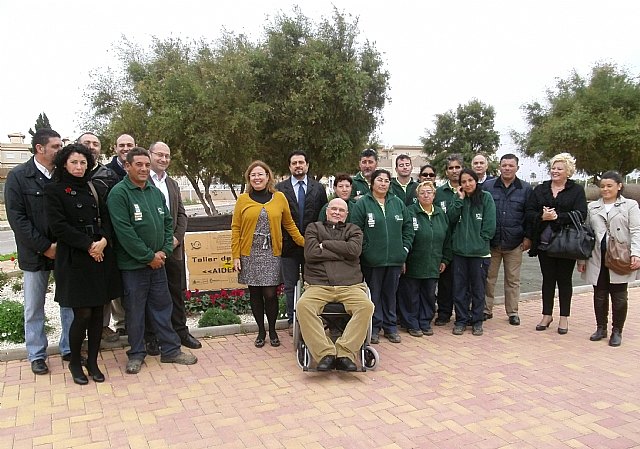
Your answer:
[4,157,55,271]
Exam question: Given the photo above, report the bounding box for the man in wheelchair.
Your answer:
[296,198,374,371]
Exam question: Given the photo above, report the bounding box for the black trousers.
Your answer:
[538,251,576,316]
[436,263,454,320]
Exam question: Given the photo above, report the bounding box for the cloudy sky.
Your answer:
[1,0,639,177]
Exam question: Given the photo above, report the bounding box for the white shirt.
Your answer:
[291,175,308,202]
[150,170,170,211]
[34,158,53,179]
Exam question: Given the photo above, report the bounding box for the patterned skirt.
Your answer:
[238,208,281,286]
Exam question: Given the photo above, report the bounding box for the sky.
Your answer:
[1,0,639,179]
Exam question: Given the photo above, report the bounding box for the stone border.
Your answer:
[1,282,638,363]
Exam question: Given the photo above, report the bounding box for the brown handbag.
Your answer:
[604,224,633,275]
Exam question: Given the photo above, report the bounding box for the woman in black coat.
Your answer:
[525,153,587,335]
[45,143,119,385]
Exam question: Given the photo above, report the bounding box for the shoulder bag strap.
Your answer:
[87,181,102,229]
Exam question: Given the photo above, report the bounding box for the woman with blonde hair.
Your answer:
[578,171,640,346]
[526,153,587,334]
[231,161,304,348]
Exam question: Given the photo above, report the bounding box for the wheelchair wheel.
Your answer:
[296,346,306,370]
[363,346,379,370]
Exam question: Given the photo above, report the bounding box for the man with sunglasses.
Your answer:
[390,154,418,206]
[433,154,464,326]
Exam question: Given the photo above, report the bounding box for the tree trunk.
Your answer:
[184,173,212,216]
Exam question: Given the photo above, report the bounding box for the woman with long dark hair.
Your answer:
[45,143,120,385]
[231,161,304,348]
[577,171,640,346]
[447,168,496,336]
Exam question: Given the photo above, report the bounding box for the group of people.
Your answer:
[8,132,638,379]
[5,129,204,384]
[232,148,638,370]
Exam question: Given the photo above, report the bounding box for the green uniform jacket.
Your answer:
[434,182,457,214]
[390,178,418,206]
[351,193,414,267]
[446,191,496,258]
[405,203,452,279]
[107,176,174,270]
[350,172,371,199]
[318,198,356,223]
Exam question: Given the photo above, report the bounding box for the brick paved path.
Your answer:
[1,289,639,449]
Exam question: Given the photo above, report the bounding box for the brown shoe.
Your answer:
[102,326,120,343]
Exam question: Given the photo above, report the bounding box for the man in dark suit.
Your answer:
[145,142,201,351]
[104,133,135,335]
[276,150,328,333]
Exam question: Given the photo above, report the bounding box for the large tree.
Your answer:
[28,112,52,136]
[512,63,640,179]
[421,99,500,175]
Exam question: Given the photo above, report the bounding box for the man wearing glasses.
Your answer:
[351,148,378,200]
[390,154,418,206]
[433,154,464,326]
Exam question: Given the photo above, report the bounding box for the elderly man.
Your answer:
[107,147,197,374]
[472,153,493,186]
[296,198,374,371]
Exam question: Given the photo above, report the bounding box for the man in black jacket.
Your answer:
[4,128,74,374]
[276,150,328,333]
[78,132,122,342]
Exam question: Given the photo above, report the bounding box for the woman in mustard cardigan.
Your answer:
[232,161,304,348]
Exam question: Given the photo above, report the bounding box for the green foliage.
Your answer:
[83,6,389,205]
[11,280,22,294]
[28,112,52,137]
[198,308,241,327]
[421,99,500,176]
[185,288,251,315]
[0,272,9,290]
[0,300,25,343]
[0,252,17,262]
[513,63,640,179]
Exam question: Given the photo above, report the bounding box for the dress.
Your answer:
[239,209,281,286]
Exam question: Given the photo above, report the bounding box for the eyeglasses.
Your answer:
[151,152,171,160]
[250,172,267,178]
[420,172,436,178]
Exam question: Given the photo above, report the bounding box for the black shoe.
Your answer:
[254,336,266,348]
[509,316,521,326]
[590,327,607,341]
[557,326,568,335]
[434,317,450,326]
[31,359,49,375]
[472,324,484,336]
[180,333,202,349]
[609,328,622,347]
[145,338,160,356]
[484,313,493,321]
[87,366,105,383]
[535,318,553,331]
[316,355,336,371]
[408,329,423,338]
[370,333,379,344]
[62,353,87,366]
[69,364,88,385]
[116,328,127,336]
[335,357,357,372]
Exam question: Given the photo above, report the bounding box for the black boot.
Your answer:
[610,290,628,336]
[609,328,622,347]
[592,288,609,333]
[589,326,607,341]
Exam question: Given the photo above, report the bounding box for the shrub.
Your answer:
[0,300,25,343]
[11,280,22,294]
[0,271,10,290]
[198,308,241,327]
[185,288,251,315]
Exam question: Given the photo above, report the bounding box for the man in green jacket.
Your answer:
[350,149,378,200]
[390,154,418,206]
[107,147,197,374]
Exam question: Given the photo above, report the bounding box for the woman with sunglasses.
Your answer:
[406,164,438,204]
[351,169,414,344]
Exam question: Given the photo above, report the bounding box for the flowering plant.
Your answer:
[184,288,251,316]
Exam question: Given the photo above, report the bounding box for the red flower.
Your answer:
[185,290,192,300]
[10,256,15,262]
[64,187,72,194]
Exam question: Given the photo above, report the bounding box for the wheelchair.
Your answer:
[292,275,379,372]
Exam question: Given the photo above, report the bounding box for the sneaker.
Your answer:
[472,324,484,336]
[452,326,465,335]
[31,359,49,375]
[385,332,402,343]
[116,327,127,336]
[102,326,120,342]
[422,328,434,336]
[408,329,423,338]
[370,333,379,344]
[126,359,143,374]
[160,351,198,365]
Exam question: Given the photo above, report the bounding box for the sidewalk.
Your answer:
[1,288,639,449]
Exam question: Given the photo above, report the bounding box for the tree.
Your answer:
[421,99,500,175]
[28,112,52,136]
[251,7,390,177]
[512,63,640,180]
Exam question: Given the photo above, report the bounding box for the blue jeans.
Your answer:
[23,270,73,361]
[452,255,490,327]
[281,255,303,323]
[398,276,438,331]
[121,267,181,360]
[362,266,402,335]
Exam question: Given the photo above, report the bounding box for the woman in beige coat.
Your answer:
[578,171,640,346]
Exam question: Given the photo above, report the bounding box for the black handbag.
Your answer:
[546,210,596,260]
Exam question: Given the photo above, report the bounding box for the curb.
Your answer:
[2,282,639,363]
